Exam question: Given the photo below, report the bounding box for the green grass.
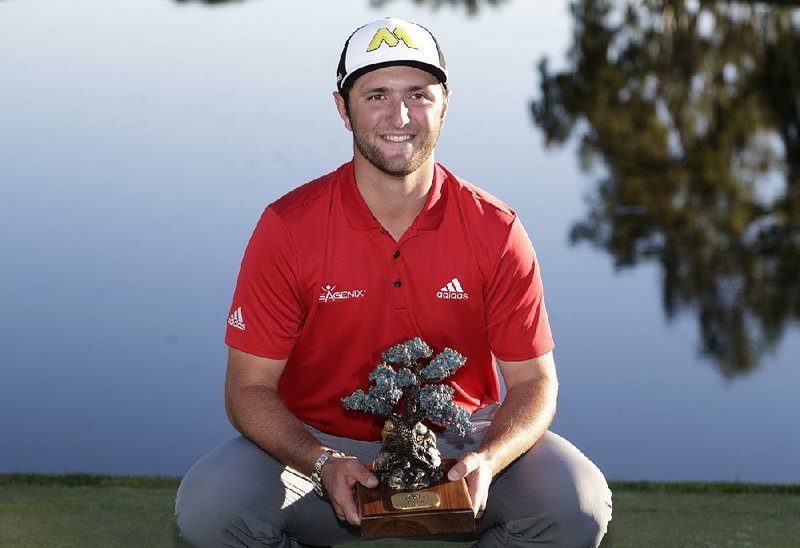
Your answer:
[602,489,800,547]
[0,476,181,548]
[1,474,799,547]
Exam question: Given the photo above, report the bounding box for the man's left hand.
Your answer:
[447,452,493,518]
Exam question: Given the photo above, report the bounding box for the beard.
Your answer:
[351,116,444,177]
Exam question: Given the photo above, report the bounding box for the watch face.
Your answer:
[318,452,332,467]
[312,450,345,497]
[312,450,334,497]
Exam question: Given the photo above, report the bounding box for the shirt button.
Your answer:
[393,280,402,288]
[393,250,401,259]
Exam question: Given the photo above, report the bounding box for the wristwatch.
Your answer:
[310,449,344,497]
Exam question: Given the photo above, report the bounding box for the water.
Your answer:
[1,0,798,484]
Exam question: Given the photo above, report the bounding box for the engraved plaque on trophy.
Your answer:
[356,459,474,539]
[342,338,477,539]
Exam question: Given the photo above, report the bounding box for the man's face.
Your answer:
[335,66,449,177]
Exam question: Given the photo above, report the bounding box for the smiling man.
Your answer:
[176,18,612,547]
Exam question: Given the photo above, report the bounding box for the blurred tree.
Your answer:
[532,0,800,377]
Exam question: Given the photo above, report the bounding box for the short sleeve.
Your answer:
[484,217,554,361]
[224,207,305,358]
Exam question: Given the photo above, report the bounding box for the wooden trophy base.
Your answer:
[356,459,474,540]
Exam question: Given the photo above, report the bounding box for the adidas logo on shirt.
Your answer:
[227,306,246,331]
[436,278,469,300]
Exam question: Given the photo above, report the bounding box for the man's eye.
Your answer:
[367,94,385,101]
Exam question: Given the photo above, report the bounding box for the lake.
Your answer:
[1,0,798,484]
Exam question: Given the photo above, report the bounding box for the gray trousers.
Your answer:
[175,405,612,547]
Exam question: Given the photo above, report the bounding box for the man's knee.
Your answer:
[175,440,290,547]
[547,462,612,546]
[496,501,610,547]
[479,432,612,547]
[543,484,612,547]
[483,477,611,547]
[175,466,222,546]
[175,467,248,546]
[177,468,295,547]
[537,450,612,547]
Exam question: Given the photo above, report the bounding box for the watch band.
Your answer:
[311,449,343,497]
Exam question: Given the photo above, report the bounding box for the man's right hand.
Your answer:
[321,456,379,525]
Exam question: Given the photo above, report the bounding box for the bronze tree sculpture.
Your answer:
[342,337,475,490]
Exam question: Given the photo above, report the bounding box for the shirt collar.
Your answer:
[340,161,447,232]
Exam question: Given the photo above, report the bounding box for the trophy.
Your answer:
[342,338,476,539]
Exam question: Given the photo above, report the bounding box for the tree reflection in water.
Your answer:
[532,0,800,378]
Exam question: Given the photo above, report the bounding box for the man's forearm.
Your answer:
[478,375,558,477]
[226,384,328,475]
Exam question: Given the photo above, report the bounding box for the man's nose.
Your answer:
[387,100,410,127]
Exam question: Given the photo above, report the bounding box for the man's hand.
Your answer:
[321,456,379,525]
[447,452,493,518]
[445,354,557,519]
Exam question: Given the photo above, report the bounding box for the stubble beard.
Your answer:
[352,118,443,177]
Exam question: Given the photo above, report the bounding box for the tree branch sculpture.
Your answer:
[342,338,476,489]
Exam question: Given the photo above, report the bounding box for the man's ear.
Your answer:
[440,88,451,126]
[333,91,352,131]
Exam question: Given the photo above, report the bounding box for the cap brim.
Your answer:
[338,60,447,92]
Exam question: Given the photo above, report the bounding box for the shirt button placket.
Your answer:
[390,248,404,309]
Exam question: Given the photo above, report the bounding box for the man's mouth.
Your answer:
[382,134,414,143]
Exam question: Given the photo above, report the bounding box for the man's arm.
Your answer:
[447,351,558,516]
[225,347,377,524]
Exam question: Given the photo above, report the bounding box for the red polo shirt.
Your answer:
[225,161,554,440]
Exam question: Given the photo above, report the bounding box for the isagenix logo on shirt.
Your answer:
[319,284,366,303]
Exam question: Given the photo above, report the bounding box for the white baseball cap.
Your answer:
[336,17,448,92]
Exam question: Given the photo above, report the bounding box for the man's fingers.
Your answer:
[448,453,478,481]
[341,463,375,524]
[353,465,379,488]
[328,483,360,525]
[450,452,493,518]
[327,456,378,489]
[324,457,373,525]
[473,486,487,518]
[333,487,360,525]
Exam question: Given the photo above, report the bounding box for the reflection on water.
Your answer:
[2,0,798,483]
[532,0,800,378]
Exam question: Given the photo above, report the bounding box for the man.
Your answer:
[176,17,612,547]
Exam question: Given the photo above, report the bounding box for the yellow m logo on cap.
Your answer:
[366,27,418,52]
